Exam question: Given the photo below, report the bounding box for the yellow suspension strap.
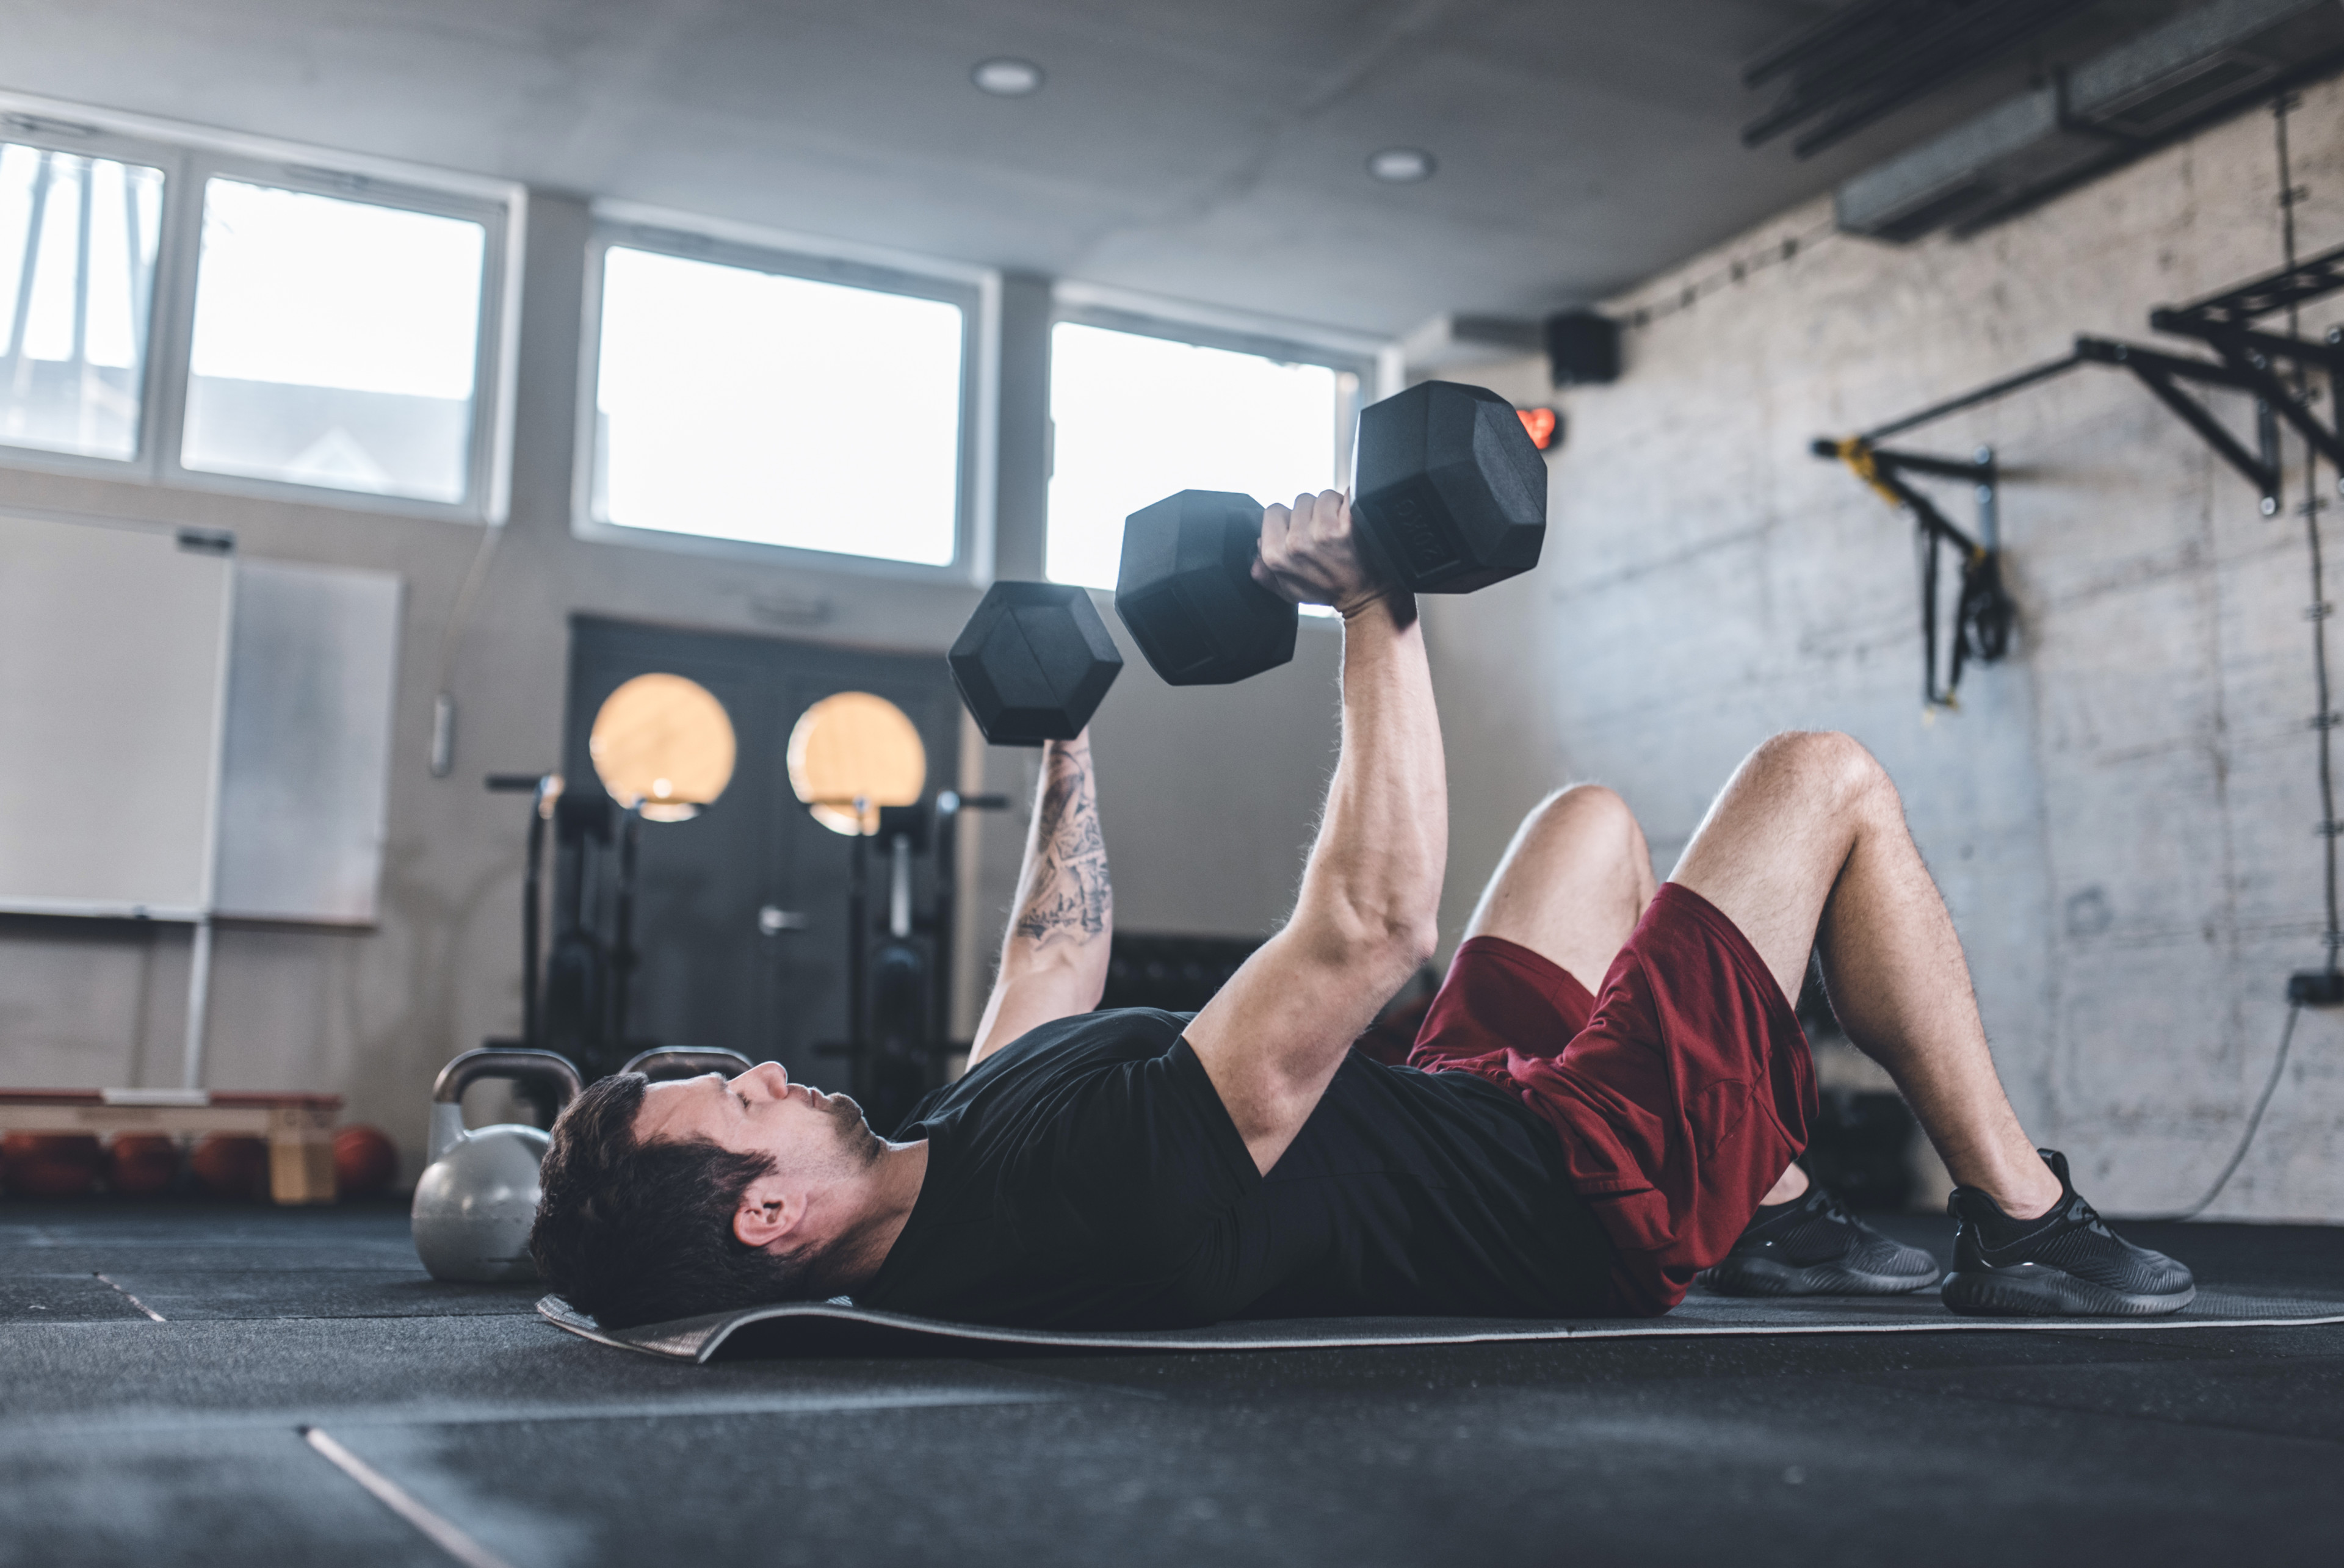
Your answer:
[1834,436,1908,510]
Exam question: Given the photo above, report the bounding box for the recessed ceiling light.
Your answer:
[972,58,1044,97]
[1367,146,1436,183]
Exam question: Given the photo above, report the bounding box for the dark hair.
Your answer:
[529,1072,834,1329]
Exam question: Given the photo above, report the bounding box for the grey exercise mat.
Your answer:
[538,1288,2344,1364]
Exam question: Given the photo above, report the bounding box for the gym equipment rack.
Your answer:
[1819,236,2344,709]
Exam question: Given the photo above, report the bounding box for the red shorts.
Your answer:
[1408,883,1815,1317]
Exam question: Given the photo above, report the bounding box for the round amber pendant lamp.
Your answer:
[589,673,738,822]
[786,692,927,836]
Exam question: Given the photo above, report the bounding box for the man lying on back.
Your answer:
[531,492,2190,1330]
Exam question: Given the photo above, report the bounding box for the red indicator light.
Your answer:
[1517,407,1557,450]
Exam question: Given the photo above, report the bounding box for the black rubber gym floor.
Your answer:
[3,1202,2340,1567]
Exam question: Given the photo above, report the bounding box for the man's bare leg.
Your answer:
[1670,731,2060,1220]
[1464,784,1656,992]
[1467,783,1814,1206]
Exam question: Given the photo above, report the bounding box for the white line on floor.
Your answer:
[0,1389,1079,1447]
[92,1273,167,1322]
[302,1426,518,1568]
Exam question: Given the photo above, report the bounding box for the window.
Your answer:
[0,140,165,461]
[183,179,487,504]
[0,94,521,521]
[582,220,980,571]
[1046,319,1368,591]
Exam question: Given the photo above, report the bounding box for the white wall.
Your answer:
[1424,78,2344,1220]
[0,195,1340,1176]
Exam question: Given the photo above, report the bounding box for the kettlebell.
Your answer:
[618,1046,754,1082]
[411,1048,583,1283]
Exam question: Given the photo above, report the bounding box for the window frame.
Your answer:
[1044,281,1399,596]
[0,90,526,524]
[575,200,1000,584]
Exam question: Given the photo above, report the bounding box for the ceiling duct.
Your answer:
[1743,0,2100,159]
[1836,0,2344,243]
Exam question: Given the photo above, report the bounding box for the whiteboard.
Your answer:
[214,558,403,924]
[0,512,235,919]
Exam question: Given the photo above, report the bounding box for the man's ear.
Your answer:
[733,1171,805,1251]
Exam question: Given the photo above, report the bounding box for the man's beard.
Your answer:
[825,1091,884,1166]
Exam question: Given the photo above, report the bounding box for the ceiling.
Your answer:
[0,0,2201,338]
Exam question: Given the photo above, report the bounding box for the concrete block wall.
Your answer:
[1425,77,2344,1219]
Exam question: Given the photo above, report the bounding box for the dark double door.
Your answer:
[560,615,963,1092]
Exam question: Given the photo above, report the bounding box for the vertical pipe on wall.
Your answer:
[993,273,1054,582]
[180,916,212,1090]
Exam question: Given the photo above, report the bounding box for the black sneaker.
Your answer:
[1700,1184,1943,1296]
[1942,1149,2194,1317]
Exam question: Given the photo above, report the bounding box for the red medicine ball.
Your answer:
[1,1133,104,1198]
[190,1134,271,1201]
[107,1133,181,1196]
[333,1124,399,1198]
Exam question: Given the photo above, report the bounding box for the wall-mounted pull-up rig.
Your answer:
[1820,233,2344,711]
[1817,95,2344,1216]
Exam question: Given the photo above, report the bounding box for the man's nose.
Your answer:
[727,1061,791,1100]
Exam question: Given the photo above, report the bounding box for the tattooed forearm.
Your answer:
[965,735,1115,1062]
[1009,740,1112,950]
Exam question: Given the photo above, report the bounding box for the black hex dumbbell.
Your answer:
[1114,380,1547,686]
[1114,489,1298,688]
[947,580,1123,746]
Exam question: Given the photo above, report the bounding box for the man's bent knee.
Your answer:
[1743,730,1895,817]
[1522,783,1646,855]
[1530,782,1635,829]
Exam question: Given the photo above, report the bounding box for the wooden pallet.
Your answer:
[0,1089,341,1204]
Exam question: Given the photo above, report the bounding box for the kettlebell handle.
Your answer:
[430,1048,584,1108]
[620,1046,754,1082]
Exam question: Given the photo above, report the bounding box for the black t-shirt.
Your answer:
[858,1008,1614,1328]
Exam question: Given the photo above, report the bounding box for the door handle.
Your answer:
[758,905,811,936]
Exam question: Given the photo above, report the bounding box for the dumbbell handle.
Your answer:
[1243,492,1418,601]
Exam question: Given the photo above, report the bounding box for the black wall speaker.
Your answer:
[1544,309,1620,387]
